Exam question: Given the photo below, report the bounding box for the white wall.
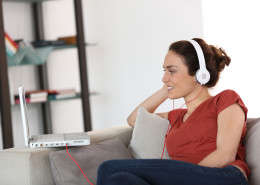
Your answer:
[202,0,260,118]
[43,0,204,132]
[89,0,204,128]
[0,0,204,148]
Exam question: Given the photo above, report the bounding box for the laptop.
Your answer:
[18,85,90,148]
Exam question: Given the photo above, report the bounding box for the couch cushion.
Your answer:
[128,107,171,159]
[49,138,132,185]
[244,117,260,185]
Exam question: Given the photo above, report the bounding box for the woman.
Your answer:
[96,38,249,185]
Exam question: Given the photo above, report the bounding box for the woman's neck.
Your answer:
[184,86,212,114]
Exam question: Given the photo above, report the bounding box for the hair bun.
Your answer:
[210,45,231,72]
[219,47,231,66]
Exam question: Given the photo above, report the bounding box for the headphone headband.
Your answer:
[187,39,210,85]
[188,40,207,71]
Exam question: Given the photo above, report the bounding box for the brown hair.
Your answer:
[168,38,231,88]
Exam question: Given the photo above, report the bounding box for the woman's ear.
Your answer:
[194,76,197,83]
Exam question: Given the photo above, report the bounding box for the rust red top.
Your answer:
[166,90,250,178]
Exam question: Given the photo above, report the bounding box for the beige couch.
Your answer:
[0,117,259,185]
[0,125,133,185]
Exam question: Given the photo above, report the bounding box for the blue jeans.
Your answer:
[96,159,248,185]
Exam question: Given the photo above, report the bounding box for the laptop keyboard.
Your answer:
[35,134,65,142]
[64,132,89,140]
[32,132,89,142]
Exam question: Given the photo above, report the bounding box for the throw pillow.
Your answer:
[49,138,132,185]
[244,117,260,185]
[128,107,171,159]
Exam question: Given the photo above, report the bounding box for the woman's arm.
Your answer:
[198,103,245,168]
[127,84,169,127]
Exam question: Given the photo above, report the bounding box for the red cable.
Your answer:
[66,144,94,185]
[161,86,204,159]
[161,122,172,159]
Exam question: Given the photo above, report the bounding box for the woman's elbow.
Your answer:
[220,150,236,166]
[226,155,236,164]
[127,117,135,127]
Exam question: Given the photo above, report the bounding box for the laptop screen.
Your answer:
[19,85,30,147]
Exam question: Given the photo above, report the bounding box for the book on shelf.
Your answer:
[14,90,48,104]
[47,88,76,94]
[57,36,77,45]
[5,32,18,48]
[15,97,47,104]
[5,32,18,57]
[47,88,77,100]
[25,90,48,98]
[14,88,77,104]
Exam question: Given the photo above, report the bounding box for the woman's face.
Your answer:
[162,51,197,100]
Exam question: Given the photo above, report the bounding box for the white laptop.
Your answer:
[19,85,90,148]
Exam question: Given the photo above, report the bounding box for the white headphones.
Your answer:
[187,40,210,85]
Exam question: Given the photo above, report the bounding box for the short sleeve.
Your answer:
[213,90,248,120]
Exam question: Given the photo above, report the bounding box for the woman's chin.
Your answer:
[168,92,182,100]
[167,94,175,100]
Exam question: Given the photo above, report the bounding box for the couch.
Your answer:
[0,116,259,185]
[0,125,133,185]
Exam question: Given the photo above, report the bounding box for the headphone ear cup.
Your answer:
[195,69,210,85]
[188,40,211,85]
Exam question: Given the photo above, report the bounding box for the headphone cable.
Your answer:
[66,144,94,185]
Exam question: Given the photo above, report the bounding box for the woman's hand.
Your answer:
[127,84,169,127]
[161,83,169,95]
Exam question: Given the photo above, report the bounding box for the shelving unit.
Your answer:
[0,0,92,149]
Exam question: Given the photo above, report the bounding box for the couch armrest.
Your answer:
[88,124,133,145]
[0,124,133,185]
